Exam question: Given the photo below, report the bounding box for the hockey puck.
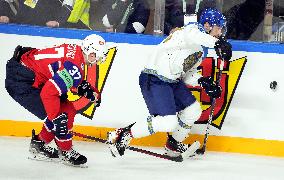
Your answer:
[270,81,277,90]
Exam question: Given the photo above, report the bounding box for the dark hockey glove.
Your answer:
[214,36,232,61]
[77,80,100,105]
[198,76,222,98]
[60,93,68,102]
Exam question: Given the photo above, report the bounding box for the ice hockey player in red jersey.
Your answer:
[5,34,108,167]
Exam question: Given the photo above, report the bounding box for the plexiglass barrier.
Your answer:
[0,0,283,42]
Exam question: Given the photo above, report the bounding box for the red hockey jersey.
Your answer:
[21,44,86,120]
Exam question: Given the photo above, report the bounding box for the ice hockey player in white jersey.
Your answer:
[107,8,232,159]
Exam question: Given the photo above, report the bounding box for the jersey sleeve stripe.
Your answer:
[48,64,55,76]
[49,79,62,96]
[49,61,61,75]
[52,74,68,94]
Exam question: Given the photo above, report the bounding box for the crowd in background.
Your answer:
[0,0,283,42]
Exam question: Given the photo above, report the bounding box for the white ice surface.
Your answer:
[0,136,284,180]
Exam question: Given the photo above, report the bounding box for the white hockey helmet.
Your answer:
[81,34,107,64]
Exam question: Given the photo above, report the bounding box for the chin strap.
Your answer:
[206,26,213,34]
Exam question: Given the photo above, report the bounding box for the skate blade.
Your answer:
[164,148,183,158]
[28,155,59,163]
[29,154,87,168]
[60,160,88,168]
[107,143,121,157]
[181,141,201,159]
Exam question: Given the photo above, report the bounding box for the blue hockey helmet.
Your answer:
[199,8,226,28]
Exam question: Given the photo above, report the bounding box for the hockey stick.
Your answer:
[72,131,183,162]
[196,55,225,155]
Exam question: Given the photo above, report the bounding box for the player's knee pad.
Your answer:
[178,101,202,126]
[60,102,76,127]
[150,115,178,133]
[52,113,69,139]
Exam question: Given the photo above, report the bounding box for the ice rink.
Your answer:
[0,136,284,180]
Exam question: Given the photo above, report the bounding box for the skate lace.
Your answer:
[177,143,188,153]
[43,145,55,154]
[65,149,80,160]
[167,140,188,153]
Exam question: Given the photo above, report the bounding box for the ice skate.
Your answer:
[107,123,134,157]
[58,148,88,168]
[164,134,200,159]
[29,129,59,162]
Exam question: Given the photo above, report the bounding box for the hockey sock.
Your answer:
[171,118,192,142]
[38,121,55,144]
[131,115,178,138]
[131,119,152,138]
[55,131,73,151]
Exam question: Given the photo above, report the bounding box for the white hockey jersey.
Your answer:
[143,23,218,86]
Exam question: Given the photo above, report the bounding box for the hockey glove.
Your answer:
[60,93,68,102]
[77,80,101,106]
[214,36,232,61]
[198,77,222,98]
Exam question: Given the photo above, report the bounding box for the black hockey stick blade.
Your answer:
[127,146,183,162]
[72,131,183,162]
[72,131,107,143]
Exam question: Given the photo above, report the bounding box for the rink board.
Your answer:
[1,24,284,157]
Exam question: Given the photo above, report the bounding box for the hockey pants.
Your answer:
[5,57,75,151]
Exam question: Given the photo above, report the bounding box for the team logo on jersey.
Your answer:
[188,56,247,129]
[67,47,117,119]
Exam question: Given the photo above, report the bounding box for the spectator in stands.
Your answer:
[0,0,18,23]
[196,0,217,21]
[62,0,91,30]
[164,0,217,35]
[273,0,284,19]
[164,0,188,35]
[89,0,150,34]
[224,0,266,40]
[14,0,72,28]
